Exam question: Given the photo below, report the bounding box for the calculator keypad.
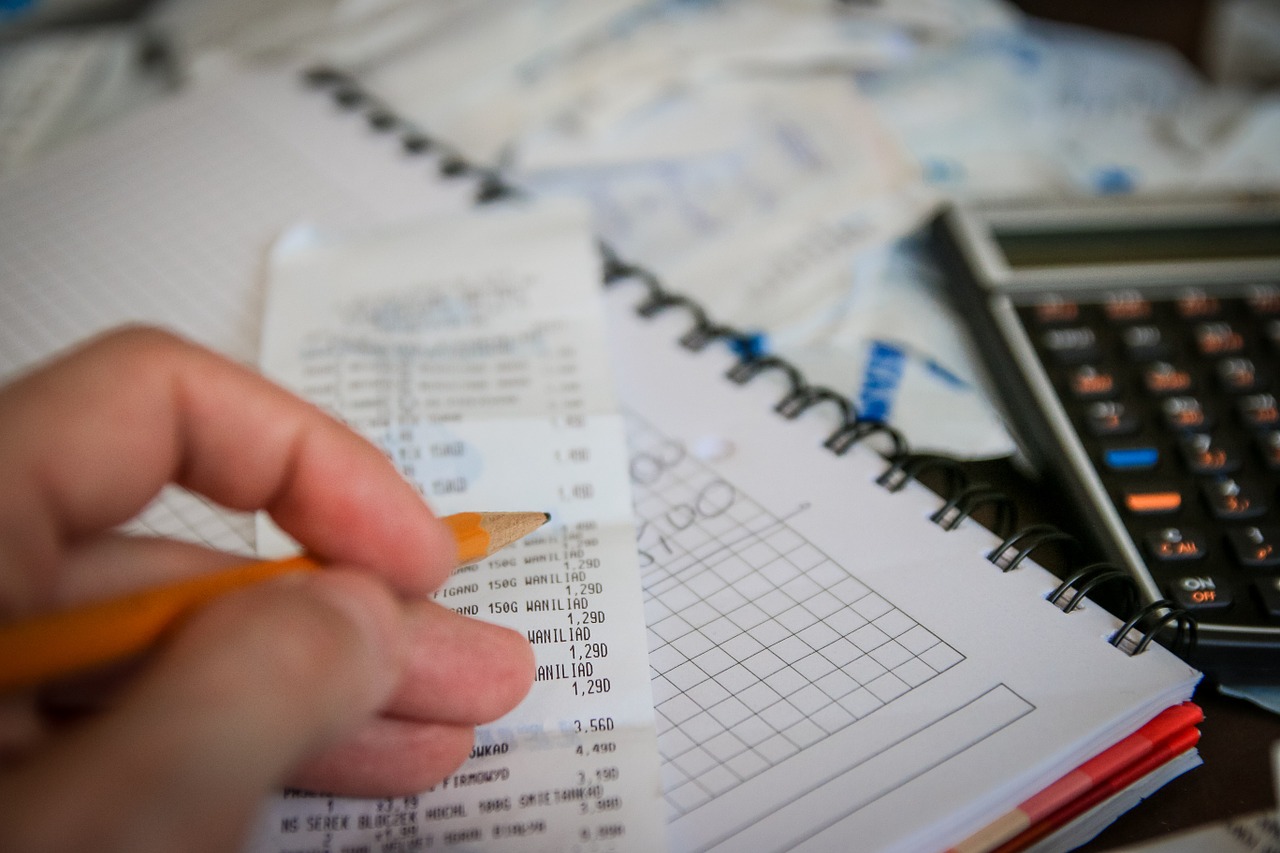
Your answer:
[1019,286,1280,629]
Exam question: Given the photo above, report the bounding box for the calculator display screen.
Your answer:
[993,219,1280,269]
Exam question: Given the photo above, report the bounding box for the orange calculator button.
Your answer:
[1124,490,1183,515]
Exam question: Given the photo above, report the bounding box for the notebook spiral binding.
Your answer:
[302,65,1197,660]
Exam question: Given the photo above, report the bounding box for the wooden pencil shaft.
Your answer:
[0,510,548,693]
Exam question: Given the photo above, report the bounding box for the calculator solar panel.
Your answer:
[930,197,1280,680]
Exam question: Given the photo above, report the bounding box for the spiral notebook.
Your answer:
[598,248,1200,853]
[0,64,1202,853]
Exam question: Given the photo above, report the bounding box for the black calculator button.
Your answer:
[1032,297,1079,325]
[1069,365,1118,399]
[1247,285,1280,315]
[1122,325,1170,360]
[1216,358,1264,394]
[1085,401,1140,437]
[1103,446,1160,471]
[1237,394,1280,429]
[1178,433,1240,475]
[1226,526,1280,568]
[1142,362,1194,395]
[1176,290,1221,319]
[1254,577,1280,618]
[1043,327,1098,363]
[1213,356,1264,394]
[1104,290,1152,322]
[1161,396,1213,432]
[1256,431,1280,470]
[1170,574,1233,611]
[1201,477,1267,519]
[1194,322,1246,356]
[1123,488,1182,515]
[1144,527,1207,562]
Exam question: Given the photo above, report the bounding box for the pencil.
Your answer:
[0,510,549,693]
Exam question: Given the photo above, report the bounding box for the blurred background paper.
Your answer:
[0,24,170,178]
[5,0,1280,460]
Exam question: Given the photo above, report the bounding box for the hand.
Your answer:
[0,328,535,852]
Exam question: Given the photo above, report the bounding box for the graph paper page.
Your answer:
[603,283,1198,853]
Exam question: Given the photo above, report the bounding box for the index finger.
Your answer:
[0,327,456,613]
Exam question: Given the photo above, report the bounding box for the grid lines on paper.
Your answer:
[121,485,257,556]
[0,100,356,556]
[0,82,413,380]
[624,413,965,817]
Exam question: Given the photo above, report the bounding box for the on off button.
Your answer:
[1170,576,1233,612]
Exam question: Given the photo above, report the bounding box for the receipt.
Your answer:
[673,202,1017,460]
[817,232,1016,458]
[249,202,666,852]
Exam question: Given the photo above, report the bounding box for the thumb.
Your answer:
[0,569,406,853]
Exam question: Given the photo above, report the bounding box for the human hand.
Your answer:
[0,328,535,852]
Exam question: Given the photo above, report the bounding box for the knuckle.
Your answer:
[95,325,190,362]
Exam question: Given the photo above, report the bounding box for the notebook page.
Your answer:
[602,283,1199,853]
[0,65,477,378]
[249,202,666,853]
[0,65,479,551]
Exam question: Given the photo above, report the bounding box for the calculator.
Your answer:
[930,195,1280,680]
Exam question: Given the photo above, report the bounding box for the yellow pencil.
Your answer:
[0,511,549,693]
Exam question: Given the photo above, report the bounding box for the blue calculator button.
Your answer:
[1104,447,1159,471]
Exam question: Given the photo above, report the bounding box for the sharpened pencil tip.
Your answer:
[543,512,552,522]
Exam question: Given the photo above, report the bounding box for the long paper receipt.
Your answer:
[248,201,666,852]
